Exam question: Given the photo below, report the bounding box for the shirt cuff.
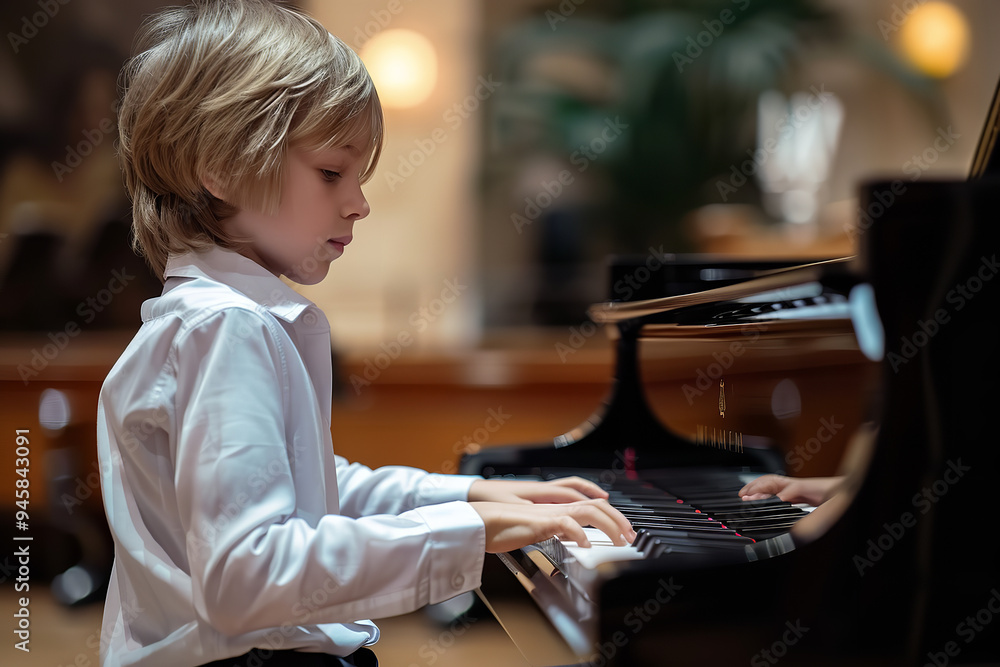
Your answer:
[409,500,486,603]
[416,473,482,506]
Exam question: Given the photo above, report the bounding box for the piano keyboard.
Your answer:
[526,468,813,574]
[489,469,815,658]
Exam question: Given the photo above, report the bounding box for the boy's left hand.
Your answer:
[468,477,609,505]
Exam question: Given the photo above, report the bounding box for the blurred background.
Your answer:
[1,0,997,665]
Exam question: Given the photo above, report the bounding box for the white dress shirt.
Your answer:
[96,246,486,667]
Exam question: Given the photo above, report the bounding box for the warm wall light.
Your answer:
[359,29,438,109]
[899,1,970,78]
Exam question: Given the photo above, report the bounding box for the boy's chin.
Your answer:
[284,266,330,286]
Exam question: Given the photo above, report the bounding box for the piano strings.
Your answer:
[695,424,745,452]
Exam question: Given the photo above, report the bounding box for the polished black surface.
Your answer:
[464,179,1000,665]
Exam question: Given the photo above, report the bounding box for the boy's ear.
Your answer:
[201,174,227,201]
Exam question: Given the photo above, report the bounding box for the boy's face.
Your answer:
[224,144,371,285]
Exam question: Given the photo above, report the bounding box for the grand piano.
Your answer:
[461,83,1000,666]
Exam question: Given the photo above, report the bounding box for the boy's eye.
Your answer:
[320,169,341,181]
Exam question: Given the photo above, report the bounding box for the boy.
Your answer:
[99,1,635,666]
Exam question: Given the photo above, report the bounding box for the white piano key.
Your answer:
[560,527,646,569]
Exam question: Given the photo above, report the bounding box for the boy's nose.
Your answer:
[344,186,370,221]
[354,196,370,221]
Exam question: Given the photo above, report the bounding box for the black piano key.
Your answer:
[622,516,719,529]
[713,513,805,526]
[628,519,729,531]
[702,516,805,528]
[614,505,713,517]
[732,520,801,533]
[689,498,791,510]
[638,527,755,546]
[633,528,721,551]
[647,540,745,559]
[630,521,742,537]
[612,504,705,517]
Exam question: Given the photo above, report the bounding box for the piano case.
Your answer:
[462,178,1000,666]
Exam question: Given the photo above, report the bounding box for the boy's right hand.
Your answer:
[738,474,844,506]
[469,499,635,554]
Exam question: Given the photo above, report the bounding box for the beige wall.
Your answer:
[300,0,1000,353]
[302,0,484,351]
[819,0,1000,199]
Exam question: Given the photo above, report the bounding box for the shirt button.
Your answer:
[451,573,465,589]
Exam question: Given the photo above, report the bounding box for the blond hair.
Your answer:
[118,0,383,281]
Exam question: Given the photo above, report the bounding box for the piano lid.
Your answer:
[968,68,1000,178]
[588,257,855,323]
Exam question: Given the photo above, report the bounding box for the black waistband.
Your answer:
[199,647,377,667]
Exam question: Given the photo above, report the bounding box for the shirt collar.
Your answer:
[163,246,317,324]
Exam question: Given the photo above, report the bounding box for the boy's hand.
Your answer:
[467,477,609,505]
[738,474,844,506]
[469,499,636,553]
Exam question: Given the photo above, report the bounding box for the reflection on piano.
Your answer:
[462,94,1000,666]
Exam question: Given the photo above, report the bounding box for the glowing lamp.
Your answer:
[899,2,970,79]
[360,29,438,108]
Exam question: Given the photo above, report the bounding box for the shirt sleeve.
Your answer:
[170,308,486,637]
[335,457,483,518]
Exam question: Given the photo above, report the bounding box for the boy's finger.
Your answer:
[585,498,636,543]
[554,514,591,547]
[590,510,630,546]
[571,503,632,546]
[738,475,780,497]
[532,485,591,503]
[550,477,609,499]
